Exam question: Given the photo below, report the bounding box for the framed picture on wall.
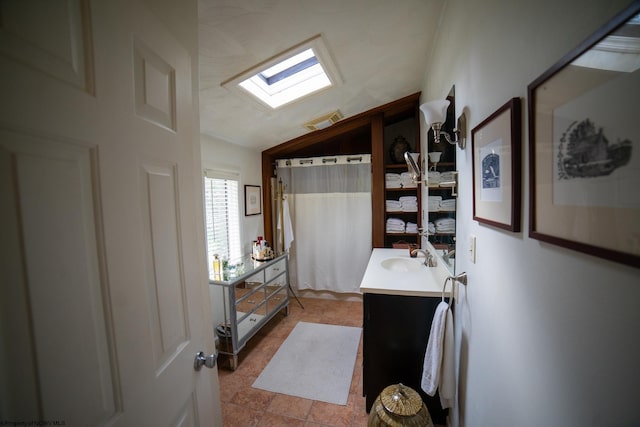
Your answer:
[471,97,522,232]
[244,185,261,216]
[527,1,640,268]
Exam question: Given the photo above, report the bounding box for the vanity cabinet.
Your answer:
[210,253,289,370]
[363,293,448,425]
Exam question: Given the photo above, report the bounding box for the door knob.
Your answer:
[194,351,217,370]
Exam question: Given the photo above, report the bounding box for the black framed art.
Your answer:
[244,185,261,216]
[472,97,522,232]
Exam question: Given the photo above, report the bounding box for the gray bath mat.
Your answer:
[252,321,361,405]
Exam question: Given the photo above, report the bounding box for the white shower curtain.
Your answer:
[277,155,372,293]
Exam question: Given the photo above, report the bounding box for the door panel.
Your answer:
[0,132,119,425]
[133,38,177,131]
[141,163,190,372]
[0,0,94,93]
[0,0,220,425]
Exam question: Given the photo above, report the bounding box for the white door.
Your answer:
[0,1,222,425]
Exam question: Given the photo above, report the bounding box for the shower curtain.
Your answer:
[277,155,372,293]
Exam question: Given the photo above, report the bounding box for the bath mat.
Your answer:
[252,321,361,405]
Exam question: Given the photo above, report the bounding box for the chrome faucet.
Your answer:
[411,248,437,267]
[443,249,455,264]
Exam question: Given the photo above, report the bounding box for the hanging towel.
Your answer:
[439,307,455,409]
[278,197,294,251]
[421,301,449,396]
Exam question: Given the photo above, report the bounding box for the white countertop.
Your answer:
[359,247,453,298]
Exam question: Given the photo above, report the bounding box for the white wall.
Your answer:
[420,1,640,426]
[201,134,265,255]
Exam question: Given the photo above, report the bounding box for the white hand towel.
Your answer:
[278,197,294,251]
[421,301,449,396]
[439,307,455,409]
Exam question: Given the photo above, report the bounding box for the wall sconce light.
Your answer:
[419,100,467,149]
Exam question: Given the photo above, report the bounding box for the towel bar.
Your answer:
[452,272,467,286]
[442,272,467,302]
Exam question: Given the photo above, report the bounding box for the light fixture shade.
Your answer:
[419,100,450,127]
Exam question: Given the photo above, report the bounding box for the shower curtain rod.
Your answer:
[276,154,371,168]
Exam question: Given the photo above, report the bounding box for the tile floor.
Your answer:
[216,297,369,427]
[216,296,446,427]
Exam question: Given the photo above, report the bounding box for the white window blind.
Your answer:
[203,173,241,268]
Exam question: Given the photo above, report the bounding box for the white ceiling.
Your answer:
[198,0,444,151]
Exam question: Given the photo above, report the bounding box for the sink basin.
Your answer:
[380,257,423,272]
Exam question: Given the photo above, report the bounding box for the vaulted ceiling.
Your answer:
[198,0,444,150]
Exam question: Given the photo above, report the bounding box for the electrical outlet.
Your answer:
[469,235,476,263]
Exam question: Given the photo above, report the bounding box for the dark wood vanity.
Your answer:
[363,293,449,425]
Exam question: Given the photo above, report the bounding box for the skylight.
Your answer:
[222,35,341,109]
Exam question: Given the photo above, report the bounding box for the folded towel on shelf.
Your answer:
[435,217,455,225]
[386,217,405,225]
[386,217,406,233]
[385,173,403,189]
[427,171,441,185]
[421,301,449,396]
[385,200,402,212]
[440,199,456,211]
[399,195,418,212]
[435,217,455,233]
[405,222,418,234]
[427,222,436,234]
[399,196,416,203]
[400,172,417,188]
[428,196,442,212]
[440,171,456,183]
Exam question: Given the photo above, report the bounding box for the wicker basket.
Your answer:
[368,383,433,427]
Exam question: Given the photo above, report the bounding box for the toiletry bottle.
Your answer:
[213,254,221,277]
[252,241,259,258]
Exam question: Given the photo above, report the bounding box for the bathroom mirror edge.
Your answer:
[426,85,457,275]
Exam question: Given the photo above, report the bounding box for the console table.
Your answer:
[209,253,289,370]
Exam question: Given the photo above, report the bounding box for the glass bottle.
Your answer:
[213,254,221,277]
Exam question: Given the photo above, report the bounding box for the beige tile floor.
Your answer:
[216,297,369,427]
[216,296,446,427]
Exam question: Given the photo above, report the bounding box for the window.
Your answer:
[222,35,342,109]
[203,172,242,269]
[237,48,331,109]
